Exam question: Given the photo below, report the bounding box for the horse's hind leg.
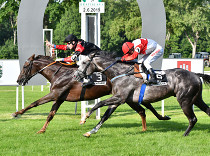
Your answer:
[127,102,147,131]
[194,97,210,116]
[142,102,171,120]
[83,105,118,137]
[83,102,149,137]
[37,99,63,134]
[181,103,197,136]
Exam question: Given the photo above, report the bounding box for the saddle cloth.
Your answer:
[134,63,168,85]
[91,72,107,85]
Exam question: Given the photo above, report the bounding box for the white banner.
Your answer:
[162,58,204,73]
[0,60,20,86]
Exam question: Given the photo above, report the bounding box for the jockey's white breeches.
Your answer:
[138,39,163,70]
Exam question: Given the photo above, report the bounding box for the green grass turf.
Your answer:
[204,67,210,71]
[0,85,209,156]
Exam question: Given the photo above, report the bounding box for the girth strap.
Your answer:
[138,84,147,104]
[80,86,86,101]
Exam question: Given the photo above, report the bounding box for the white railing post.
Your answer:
[161,100,164,116]
[16,86,19,111]
[22,86,24,109]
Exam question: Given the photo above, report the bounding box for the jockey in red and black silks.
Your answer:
[120,38,164,84]
[46,34,101,62]
[46,34,101,86]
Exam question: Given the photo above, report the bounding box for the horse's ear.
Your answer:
[29,54,35,61]
[90,52,97,58]
[32,54,35,59]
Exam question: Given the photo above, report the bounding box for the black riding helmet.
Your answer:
[64,34,78,43]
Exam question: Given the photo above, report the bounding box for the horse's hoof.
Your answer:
[164,115,171,120]
[142,129,147,132]
[37,130,45,134]
[80,120,86,125]
[83,132,91,137]
[11,113,18,118]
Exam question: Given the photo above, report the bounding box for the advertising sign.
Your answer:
[0,60,20,86]
[79,0,105,13]
[177,61,191,71]
[162,59,204,73]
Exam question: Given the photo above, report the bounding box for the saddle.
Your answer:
[134,63,143,78]
[80,72,107,100]
[133,63,168,85]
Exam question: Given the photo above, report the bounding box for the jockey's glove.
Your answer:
[71,55,77,61]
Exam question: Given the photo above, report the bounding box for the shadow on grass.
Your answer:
[26,112,76,116]
[92,120,210,134]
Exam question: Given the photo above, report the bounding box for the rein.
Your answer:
[29,61,57,79]
[100,61,118,73]
[77,53,135,82]
[28,60,76,79]
[110,66,134,82]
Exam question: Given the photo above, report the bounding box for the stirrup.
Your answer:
[147,78,157,84]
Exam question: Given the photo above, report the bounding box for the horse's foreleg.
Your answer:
[12,92,56,118]
[81,95,123,124]
[142,102,171,120]
[37,100,63,134]
[83,105,118,137]
[126,102,147,131]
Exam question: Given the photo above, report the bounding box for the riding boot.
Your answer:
[82,77,94,87]
[147,68,157,84]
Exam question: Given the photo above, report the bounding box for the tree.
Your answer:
[52,3,81,57]
[53,4,81,44]
[0,39,18,59]
[44,0,80,29]
[0,18,13,46]
[0,0,21,45]
[164,0,209,58]
[101,0,141,55]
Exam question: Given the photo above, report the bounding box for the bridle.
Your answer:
[75,53,118,81]
[21,59,57,85]
[75,53,98,81]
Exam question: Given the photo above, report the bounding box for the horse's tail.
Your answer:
[196,73,210,86]
[195,73,210,116]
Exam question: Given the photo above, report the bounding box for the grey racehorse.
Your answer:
[74,51,210,137]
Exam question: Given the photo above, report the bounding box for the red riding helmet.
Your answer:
[122,42,134,55]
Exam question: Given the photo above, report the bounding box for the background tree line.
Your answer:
[0,0,209,59]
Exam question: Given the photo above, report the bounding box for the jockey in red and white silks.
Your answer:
[120,38,164,84]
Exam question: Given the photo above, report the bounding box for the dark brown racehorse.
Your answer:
[13,54,170,133]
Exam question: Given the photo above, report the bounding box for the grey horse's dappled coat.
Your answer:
[75,52,210,137]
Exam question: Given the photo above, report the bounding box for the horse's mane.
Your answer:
[95,50,118,60]
[93,50,137,66]
[35,55,54,62]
